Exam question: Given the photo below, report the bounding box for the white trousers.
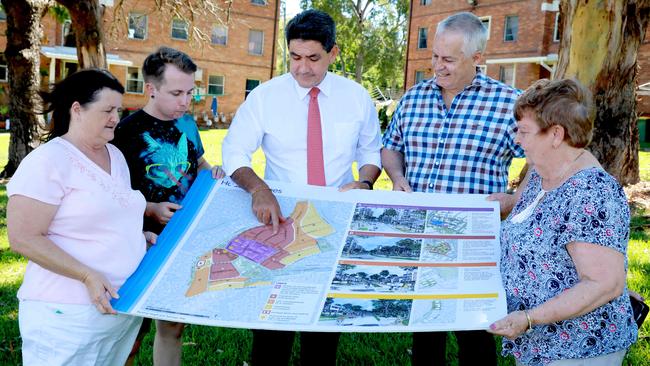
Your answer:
[19,300,142,366]
[515,349,626,366]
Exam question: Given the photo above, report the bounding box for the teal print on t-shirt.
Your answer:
[140,132,192,194]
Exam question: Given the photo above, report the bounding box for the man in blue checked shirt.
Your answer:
[382,12,525,366]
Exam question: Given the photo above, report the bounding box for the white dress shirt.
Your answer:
[223,72,382,187]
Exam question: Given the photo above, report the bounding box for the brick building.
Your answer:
[405,0,650,116]
[0,0,280,125]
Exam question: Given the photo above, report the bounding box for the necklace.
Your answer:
[511,149,585,224]
[541,149,585,189]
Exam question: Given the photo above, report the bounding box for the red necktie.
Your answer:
[307,87,326,186]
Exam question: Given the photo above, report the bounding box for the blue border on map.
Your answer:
[112,171,217,312]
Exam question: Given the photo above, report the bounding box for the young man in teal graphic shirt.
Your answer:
[112,47,222,366]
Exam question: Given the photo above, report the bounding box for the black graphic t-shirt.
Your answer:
[113,110,205,233]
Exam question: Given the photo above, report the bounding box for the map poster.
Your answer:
[112,172,507,333]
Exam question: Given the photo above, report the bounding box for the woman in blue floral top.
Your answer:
[487,79,637,366]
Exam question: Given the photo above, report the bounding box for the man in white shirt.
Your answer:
[222,9,382,365]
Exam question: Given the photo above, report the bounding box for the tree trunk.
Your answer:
[555,0,650,185]
[354,47,364,83]
[56,0,107,68]
[0,0,49,178]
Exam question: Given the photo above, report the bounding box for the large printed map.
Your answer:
[187,201,334,296]
[112,173,507,332]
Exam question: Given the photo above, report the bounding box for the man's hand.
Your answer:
[81,269,118,314]
[252,189,285,234]
[146,202,182,225]
[211,165,226,179]
[391,177,413,192]
[486,192,516,219]
[339,180,371,192]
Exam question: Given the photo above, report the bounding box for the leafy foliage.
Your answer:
[300,0,409,93]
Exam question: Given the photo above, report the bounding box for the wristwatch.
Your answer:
[360,180,374,190]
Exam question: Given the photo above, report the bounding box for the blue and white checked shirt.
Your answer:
[382,72,524,194]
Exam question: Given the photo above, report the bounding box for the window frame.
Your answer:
[211,24,228,46]
[171,18,189,41]
[419,0,431,5]
[245,79,261,99]
[415,70,426,84]
[0,54,7,82]
[126,67,145,94]
[251,0,267,5]
[248,30,264,56]
[498,64,516,87]
[479,16,491,40]
[62,61,78,78]
[553,12,561,42]
[128,12,148,40]
[503,15,519,42]
[417,27,428,49]
[208,75,225,96]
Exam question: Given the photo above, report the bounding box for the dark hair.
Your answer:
[41,68,124,142]
[143,47,197,86]
[285,9,336,52]
[514,78,593,148]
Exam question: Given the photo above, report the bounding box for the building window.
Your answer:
[62,20,76,47]
[0,54,7,82]
[171,18,189,40]
[418,27,428,49]
[420,0,431,5]
[480,16,491,40]
[128,12,147,40]
[251,0,267,4]
[211,25,228,46]
[248,30,264,55]
[126,67,144,94]
[504,15,518,42]
[245,79,260,99]
[208,75,225,96]
[415,71,425,84]
[499,65,515,86]
[63,61,78,78]
[553,13,561,42]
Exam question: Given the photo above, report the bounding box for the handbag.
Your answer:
[630,295,649,328]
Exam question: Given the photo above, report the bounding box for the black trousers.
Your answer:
[251,329,341,365]
[412,331,496,365]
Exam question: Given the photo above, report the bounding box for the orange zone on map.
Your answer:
[186,201,328,297]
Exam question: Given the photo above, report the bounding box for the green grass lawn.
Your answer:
[0,130,648,365]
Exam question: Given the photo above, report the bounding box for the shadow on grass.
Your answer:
[630,205,650,242]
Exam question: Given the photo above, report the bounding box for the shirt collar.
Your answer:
[293,72,332,100]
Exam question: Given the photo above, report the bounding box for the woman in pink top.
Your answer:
[7,69,154,366]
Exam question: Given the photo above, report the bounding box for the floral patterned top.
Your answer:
[500,167,637,365]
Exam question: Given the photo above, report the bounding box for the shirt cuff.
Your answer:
[357,152,382,171]
[223,156,253,176]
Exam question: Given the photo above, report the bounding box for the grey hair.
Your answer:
[436,12,487,56]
